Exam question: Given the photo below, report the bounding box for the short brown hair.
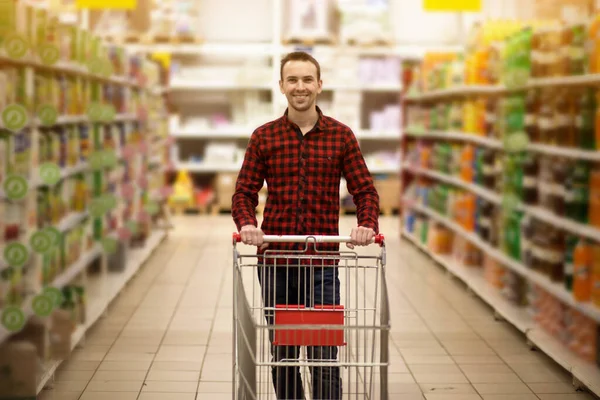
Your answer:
[280,51,321,81]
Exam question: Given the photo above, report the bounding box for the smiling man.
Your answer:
[232,51,380,399]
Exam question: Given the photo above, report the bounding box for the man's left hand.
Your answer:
[346,226,375,249]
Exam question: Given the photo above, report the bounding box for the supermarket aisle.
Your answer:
[39,215,596,400]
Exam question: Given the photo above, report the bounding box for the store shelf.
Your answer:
[402,228,600,396]
[529,73,600,88]
[57,211,89,233]
[402,163,600,242]
[521,205,600,243]
[528,329,600,396]
[402,230,532,332]
[368,165,400,174]
[170,80,272,91]
[526,143,600,162]
[404,85,504,101]
[114,113,138,122]
[176,161,242,173]
[324,83,403,92]
[404,129,503,149]
[125,42,274,56]
[402,199,600,324]
[171,127,251,139]
[402,163,501,204]
[54,244,102,289]
[36,229,166,395]
[356,130,401,140]
[405,129,600,161]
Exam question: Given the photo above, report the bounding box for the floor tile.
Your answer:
[139,394,196,400]
[142,381,198,393]
[85,380,143,392]
[79,392,138,400]
[537,394,597,400]
[58,359,101,371]
[98,360,152,371]
[150,361,203,371]
[527,382,581,394]
[37,390,82,400]
[146,370,200,381]
[420,383,477,394]
[463,372,522,384]
[413,373,470,384]
[197,381,233,393]
[480,394,538,400]
[54,369,96,381]
[92,370,148,381]
[473,382,533,394]
[425,394,482,400]
[51,380,89,391]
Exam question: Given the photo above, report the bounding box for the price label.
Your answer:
[89,151,106,170]
[43,287,64,308]
[98,194,117,212]
[38,42,60,66]
[102,150,118,168]
[502,193,520,215]
[39,162,62,186]
[89,197,108,218]
[102,59,114,77]
[144,200,160,216]
[87,58,104,75]
[32,294,54,317]
[30,230,52,254]
[2,104,29,132]
[87,103,104,122]
[3,242,29,268]
[1,306,26,332]
[43,227,61,247]
[102,237,118,254]
[3,33,29,59]
[2,174,29,200]
[126,221,138,235]
[503,132,529,153]
[37,104,58,126]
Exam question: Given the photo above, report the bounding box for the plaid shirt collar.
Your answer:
[281,105,328,133]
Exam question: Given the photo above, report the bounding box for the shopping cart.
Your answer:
[232,233,390,400]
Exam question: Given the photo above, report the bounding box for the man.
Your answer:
[232,51,380,399]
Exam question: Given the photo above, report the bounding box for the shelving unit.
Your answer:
[0,3,171,397]
[401,56,600,395]
[402,229,600,395]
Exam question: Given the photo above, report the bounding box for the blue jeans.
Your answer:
[258,262,342,399]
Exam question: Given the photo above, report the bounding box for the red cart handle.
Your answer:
[232,233,385,246]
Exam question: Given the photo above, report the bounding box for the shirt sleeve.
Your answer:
[342,130,380,233]
[232,130,267,231]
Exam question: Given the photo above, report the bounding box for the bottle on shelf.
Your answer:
[573,239,592,302]
[577,87,596,150]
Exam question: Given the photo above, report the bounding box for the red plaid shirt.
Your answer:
[232,107,379,256]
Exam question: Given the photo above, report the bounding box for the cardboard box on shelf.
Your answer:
[214,172,238,209]
[0,341,37,398]
[374,176,400,210]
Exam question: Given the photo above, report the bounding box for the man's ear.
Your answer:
[317,79,323,94]
[279,80,285,94]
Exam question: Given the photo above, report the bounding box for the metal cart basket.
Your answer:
[232,233,390,400]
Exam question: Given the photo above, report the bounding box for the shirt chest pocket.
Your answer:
[306,152,340,179]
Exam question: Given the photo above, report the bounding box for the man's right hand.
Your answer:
[240,225,269,250]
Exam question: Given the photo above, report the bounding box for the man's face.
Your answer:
[279,60,322,113]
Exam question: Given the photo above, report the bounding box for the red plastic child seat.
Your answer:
[272,305,346,347]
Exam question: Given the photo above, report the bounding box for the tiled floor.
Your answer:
[38,215,598,400]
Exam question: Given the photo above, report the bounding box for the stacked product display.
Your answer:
[402,16,600,396]
[0,2,170,398]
